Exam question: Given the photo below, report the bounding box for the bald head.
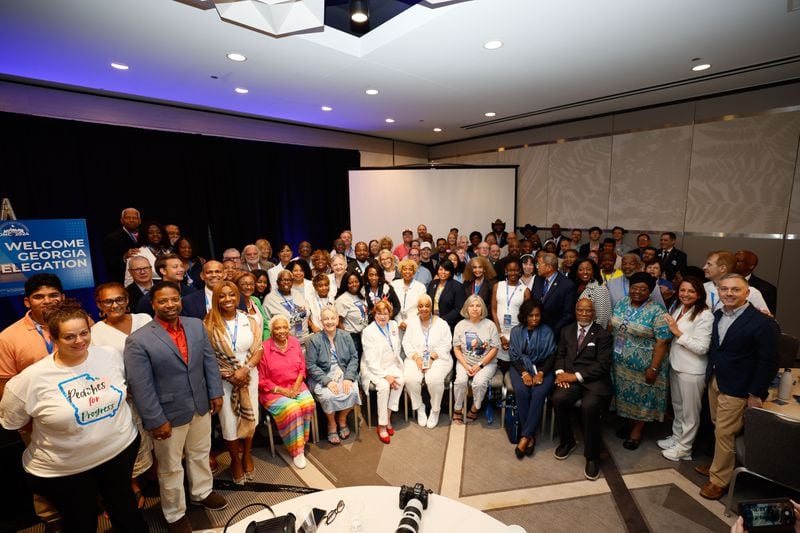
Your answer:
[734,250,758,277]
[201,260,225,289]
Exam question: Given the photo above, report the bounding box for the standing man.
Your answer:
[339,230,355,259]
[393,229,414,260]
[489,219,508,248]
[549,223,566,249]
[222,248,242,271]
[531,253,577,340]
[103,207,142,282]
[696,274,778,500]
[702,251,769,313]
[164,224,181,247]
[181,260,225,319]
[495,238,522,281]
[658,232,687,281]
[630,233,651,258]
[552,299,613,481]
[124,281,227,532]
[611,226,630,256]
[578,227,603,258]
[407,247,432,286]
[419,242,437,276]
[432,238,448,264]
[242,244,264,272]
[125,255,155,312]
[570,228,582,250]
[346,241,376,278]
[295,241,313,266]
[607,253,666,309]
[734,250,777,316]
[416,224,428,242]
[157,253,197,293]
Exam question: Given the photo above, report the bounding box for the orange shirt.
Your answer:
[154,316,188,364]
[0,312,53,380]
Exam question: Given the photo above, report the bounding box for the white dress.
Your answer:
[217,311,258,441]
[494,281,526,362]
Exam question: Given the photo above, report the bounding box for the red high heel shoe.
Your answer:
[377,427,391,444]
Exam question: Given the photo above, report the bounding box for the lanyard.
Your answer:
[329,339,338,363]
[473,280,482,295]
[505,282,520,307]
[377,323,393,351]
[281,294,297,314]
[34,323,54,353]
[316,294,330,311]
[621,302,645,328]
[524,328,536,353]
[224,316,239,351]
[710,291,717,310]
[422,317,432,351]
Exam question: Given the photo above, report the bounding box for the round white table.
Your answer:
[223,485,514,532]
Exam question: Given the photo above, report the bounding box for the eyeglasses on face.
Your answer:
[99,296,128,307]
[130,266,152,273]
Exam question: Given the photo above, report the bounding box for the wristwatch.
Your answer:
[478,362,485,369]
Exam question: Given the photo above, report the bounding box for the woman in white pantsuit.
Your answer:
[361,300,404,444]
[402,294,453,429]
[658,276,713,461]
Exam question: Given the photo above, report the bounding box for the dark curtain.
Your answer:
[0,111,358,327]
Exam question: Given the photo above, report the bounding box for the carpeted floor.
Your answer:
[9,397,797,532]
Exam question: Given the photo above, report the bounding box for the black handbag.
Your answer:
[223,503,296,533]
[502,395,521,444]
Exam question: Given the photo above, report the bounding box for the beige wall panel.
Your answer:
[393,155,429,166]
[360,151,395,167]
[547,137,611,228]
[777,240,800,337]
[685,112,800,233]
[500,145,549,228]
[608,126,693,229]
[787,140,800,235]
[454,152,500,165]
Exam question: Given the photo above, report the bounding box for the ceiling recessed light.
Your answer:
[433,128,442,132]
[234,87,249,94]
[351,0,368,22]
[321,106,332,111]
[484,40,503,50]
[227,52,247,62]
[110,62,129,70]
[691,63,711,72]
[365,89,379,95]
[484,112,496,117]
[385,118,395,123]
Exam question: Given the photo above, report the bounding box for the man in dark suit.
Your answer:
[125,255,154,311]
[102,207,141,282]
[734,250,778,316]
[345,241,377,278]
[658,231,687,281]
[181,260,225,319]
[531,252,576,340]
[578,226,603,258]
[124,281,227,532]
[552,298,613,481]
[696,273,778,500]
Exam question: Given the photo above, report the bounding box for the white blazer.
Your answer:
[360,320,403,384]
[668,307,713,375]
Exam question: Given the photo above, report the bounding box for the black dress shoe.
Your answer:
[554,441,578,460]
[584,460,600,481]
[623,438,641,450]
[525,437,535,456]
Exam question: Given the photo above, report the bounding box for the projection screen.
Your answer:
[348,166,517,245]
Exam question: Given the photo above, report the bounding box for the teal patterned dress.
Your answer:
[610,298,672,422]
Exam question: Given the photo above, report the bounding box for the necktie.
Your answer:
[543,279,550,296]
[577,326,586,347]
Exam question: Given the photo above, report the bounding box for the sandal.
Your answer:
[327,431,341,445]
[337,425,351,440]
[452,410,464,425]
[134,489,145,509]
[466,407,479,421]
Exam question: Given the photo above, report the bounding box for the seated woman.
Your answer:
[328,254,347,293]
[427,260,466,332]
[305,305,361,444]
[361,301,404,443]
[204,281,263,484]
[570,258,612,329]
[462,255,496,312]
[452,295,501,424]
[335,271,370,355]
[91,282,153,510]
[257,315,315,468]
[308,273,337,334]
[0,301,146,532]
[402,294,453,429]
[390,259,427,335]
[264,269,310,346]
[509,298,556,459]
[363,264,401,322]
[233,271,270,340]
[378,249,400,283]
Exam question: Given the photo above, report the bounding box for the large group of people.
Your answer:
[0,208,785,532]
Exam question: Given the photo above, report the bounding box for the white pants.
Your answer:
[152,413,214,524]
[454,362,497,411]
[364,376,405,426]
[669,369,706,454]
[403,357,453,413]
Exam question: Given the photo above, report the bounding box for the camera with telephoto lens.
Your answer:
[396,483,432,533]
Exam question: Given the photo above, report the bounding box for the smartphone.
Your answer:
[739,498,795,532]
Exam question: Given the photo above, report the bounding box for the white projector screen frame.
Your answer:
[348,166,517,247]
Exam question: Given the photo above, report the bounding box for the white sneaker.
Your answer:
[426,410,440,428]
[657,436,678,450]
[662,448,692,462]
[417,407,428,427]
[292,453,307,469]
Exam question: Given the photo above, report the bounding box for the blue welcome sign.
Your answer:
[0,219,95,297]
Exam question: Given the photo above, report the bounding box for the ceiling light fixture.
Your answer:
[227,52,247,62]
[235,87,249,94]
[433,128,442,132]
[691,63,711,72]
[321,106,332,111]
[351,0,369,23]
[110,62,129,70]
[365,88,378,95]
[484,40,503,50]
[385,118,395,123]
[485,112,496,117]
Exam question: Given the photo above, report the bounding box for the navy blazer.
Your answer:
[659,248,687,281]
[427,278,466,331]
[748,274,777,316]
[124,317,223,430]
[706,304,778,399]
[305,330,360,386]
[556,322,613,395]
[463,278,495,314]
[181,289,245,319]
[531,272,577,340]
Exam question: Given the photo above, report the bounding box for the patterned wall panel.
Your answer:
[500,145,548,228]
[547,137,612,228]
[685,112,800,233]
[787,140,800,235]
[608,126,692,230]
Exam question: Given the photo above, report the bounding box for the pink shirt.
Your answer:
[257,336,307,404]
